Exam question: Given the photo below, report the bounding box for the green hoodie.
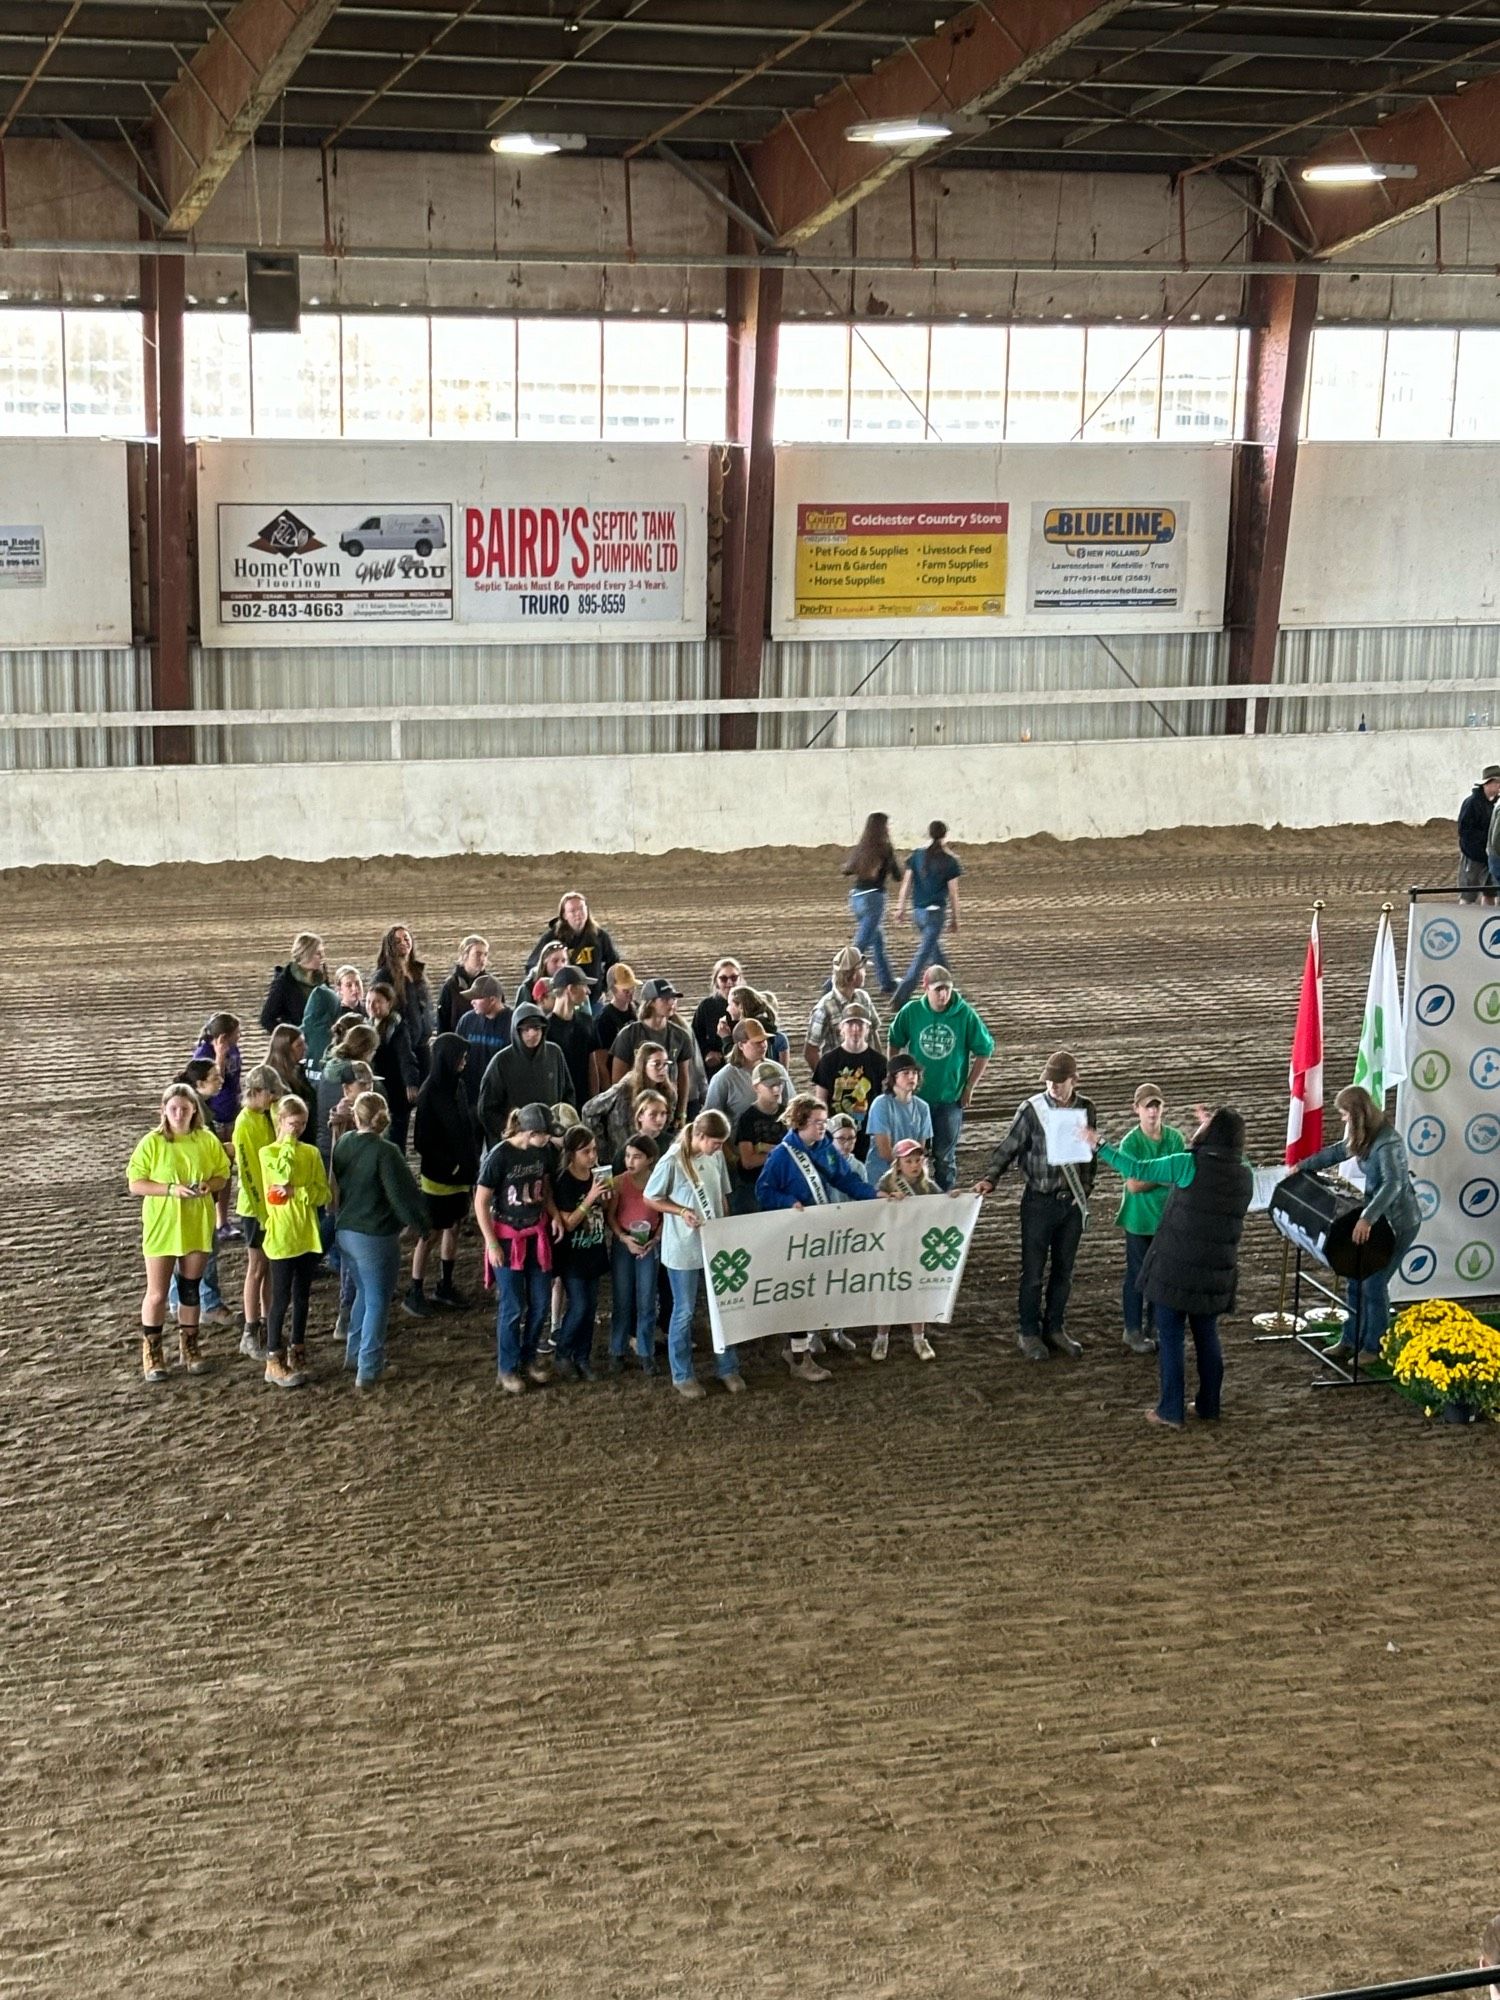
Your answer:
[887,991,995,1107]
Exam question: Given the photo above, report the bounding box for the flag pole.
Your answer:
[1254,898,1322,1337]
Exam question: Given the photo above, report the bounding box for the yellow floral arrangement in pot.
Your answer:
[1382,1299,1500,1422]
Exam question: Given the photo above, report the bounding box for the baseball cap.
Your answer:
[1133,1081,1164,1107]
[551,966,589,991]
[839,1003,869,1024]
[751,1060,790,1088]
[893,1137,926,1159]
[514,1102,551,1133]
[469,974,502,1000]
[639,977,682,1004]
[1043,1049,1079,1083]
[827,1112,857,1134]
[924,965,954,989]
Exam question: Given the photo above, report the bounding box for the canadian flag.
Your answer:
[1286,912,1325,1166]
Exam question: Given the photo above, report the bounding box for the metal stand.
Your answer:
[1285,1243,1375,1389]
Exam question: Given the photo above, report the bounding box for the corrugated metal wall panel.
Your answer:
[759,633,1227,750]
[0,648,149,769]
[1271,626,1500,733]
[191,642,717,762]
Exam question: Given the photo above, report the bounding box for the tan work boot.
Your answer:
[286,1344,309,1387]
[264,1351,299,1389]
[141,1332,168,1384]
[179,1326,209,1376]
[785,1349,832,1384]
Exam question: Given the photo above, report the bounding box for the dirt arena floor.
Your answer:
[3,820,1498,1999]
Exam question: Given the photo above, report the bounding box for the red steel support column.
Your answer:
[1225,229,1318,735]
[144,250,193,764]
[719,256,782,754]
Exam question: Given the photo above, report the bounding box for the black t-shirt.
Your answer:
[596,1001,635,1051]
[546,1012,598,1107]
[732,1103,784,1185]
[813,1048,888,1155]
[554,1168,611,1277]
[692,993,730,1057]
[477,1141,552,1232]
[611,1016,694,1083]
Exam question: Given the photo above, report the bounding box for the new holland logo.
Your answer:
[920,1226,965,1273]
[1043,507,1176,551]
[710,1248,751,1297]
[251,508,324,556]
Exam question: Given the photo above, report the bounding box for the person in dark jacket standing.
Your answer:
[1459,763,1500,901]
[545,967,599,1105]
[454,974,512,1111]
[408,1033,479,1316]
[259,932,329,1033]
[974,1051,1096,1361]
[437,935,490,1033]
[366,982,419,1153]
[371,924,436,1082]
[477,1003,574,1143]
[1092,1104,1253,1430]
[523,891,619,1002]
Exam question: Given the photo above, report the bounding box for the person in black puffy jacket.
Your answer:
[259,932,329,1033]
[407,1033,479,1317]
[1092,1105,1252,1431]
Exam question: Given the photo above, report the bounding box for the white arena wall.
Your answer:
[0,728,1475,872]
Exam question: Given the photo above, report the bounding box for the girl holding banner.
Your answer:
[645,1110,744,1401]
[755,1095,880,1385]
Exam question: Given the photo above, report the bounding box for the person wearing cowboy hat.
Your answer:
[1463,762,1500,903]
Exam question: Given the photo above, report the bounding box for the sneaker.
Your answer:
[912,1332,936,1362]
[828,1330,857,1354]
[871,1330,889,1363]
[497,1370,526,1394]
[238,1323,267,1362]
[1045,1329,1083,1359]
[673,1377,707,1401]
[808,1331,827,1355]
[215,1220,243,1244]
[785,1350,832,1384]
[141,1333,169,1384]
[199,1304,233,1327]
[552,1357,579,1383]
[525,1359,552,1386]
[402,1287,437,1320]
[356,1365,395,1390]
[333,1307,350,1346]
[1122,1328,1155,1355]
[721,1372,748,1394]
[264,1352,302,1390]
[1017,1334,1050,1362]
[178,1327,210,1376]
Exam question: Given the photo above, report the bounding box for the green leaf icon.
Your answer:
[710,1248,751,1298]
[920,1226,965,1273]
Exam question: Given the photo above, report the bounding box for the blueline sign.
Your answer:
[702,1194,982,1350]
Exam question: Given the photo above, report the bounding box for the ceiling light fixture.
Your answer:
[845,117,952,146]
[1300,161,1417,185]
[489,131,586,157]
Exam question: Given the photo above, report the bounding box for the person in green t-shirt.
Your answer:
[1110,1083,1188,1356]
[127,1084,231,1385]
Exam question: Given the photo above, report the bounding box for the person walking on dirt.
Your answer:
[842,811,902,998]
[974,1051,1096,1363]
[891,821,963,1008]
[1088,1104,1252,1430]
[887,966,993,1192]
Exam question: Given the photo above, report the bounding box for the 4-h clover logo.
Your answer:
[710,1248,751,1297]
[920,1227,965,1273]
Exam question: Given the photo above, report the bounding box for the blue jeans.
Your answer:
[171,1249,222,1314]
[1154,1307,1222,1426]
[610,1237,660,1363]
[891,904,947,1009]
[338,1228,400,1385]
[558,1270,602,1369]
[1348,1222,1419,1354]
[849,886,896,993]
[1123,1230,1157,1340]
[928,1099,964,1193]
[496,1259,550,1374]
[667,1265,740,1386]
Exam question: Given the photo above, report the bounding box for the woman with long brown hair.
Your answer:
[1303,1084,1422,1364]
[265,1023,316,1120]
[372,923,435,1082]
[582,1040,678,1159]
[841,812,901,998]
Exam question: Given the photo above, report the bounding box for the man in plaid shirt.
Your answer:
[975,1050,1097,1362]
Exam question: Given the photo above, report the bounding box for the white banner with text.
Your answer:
[702,1193,982,1350]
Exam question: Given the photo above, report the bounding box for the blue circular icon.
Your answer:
[1407,1114,1447,1157]
[1471,1047,1500,1089]
[1422,917,1461,961]
[1413,1179,1442,1220]
[1481,917,1500,959]
[1466,1112,1500,1154]
[1400,1244,1437,1287]
[1416,984,1455,1026]
[1460,1177,1500,1218]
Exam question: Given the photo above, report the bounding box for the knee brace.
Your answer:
[175,1273,202,1307]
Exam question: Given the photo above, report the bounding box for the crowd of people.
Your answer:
[125,813,1420,1427]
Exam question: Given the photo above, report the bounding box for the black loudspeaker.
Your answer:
[245,251,301,334]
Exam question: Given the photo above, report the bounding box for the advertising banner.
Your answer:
[792,502,1007,620]
[1392,903,1500,1299]
[702,1193,982,1350]
[0,525,45,587]
[1027,502,1186,611]
[216,503,454,625]
[460,501,686,626]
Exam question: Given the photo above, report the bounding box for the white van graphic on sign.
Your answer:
[339,513,447,558]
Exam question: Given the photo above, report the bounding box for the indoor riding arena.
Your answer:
[3,7,1499,1999]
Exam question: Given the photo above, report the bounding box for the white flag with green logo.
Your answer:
[1353,911,1406,1104]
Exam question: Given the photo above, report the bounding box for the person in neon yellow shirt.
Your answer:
[231,1063,281,1364]
[259,1096,331,1390]
[127,1083,231,1385]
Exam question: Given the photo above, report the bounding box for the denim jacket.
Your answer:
[1304,1127,1421,1240]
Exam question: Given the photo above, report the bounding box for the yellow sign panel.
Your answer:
[794,502,1008,621]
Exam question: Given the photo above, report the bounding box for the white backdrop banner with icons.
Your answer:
[1393,902,1500,1299]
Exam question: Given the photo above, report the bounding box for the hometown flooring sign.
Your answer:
[703,1194,982,1350]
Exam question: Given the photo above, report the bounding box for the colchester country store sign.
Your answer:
[703,1194,982,1352]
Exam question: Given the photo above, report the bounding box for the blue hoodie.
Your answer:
[756,1131,878,1211]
